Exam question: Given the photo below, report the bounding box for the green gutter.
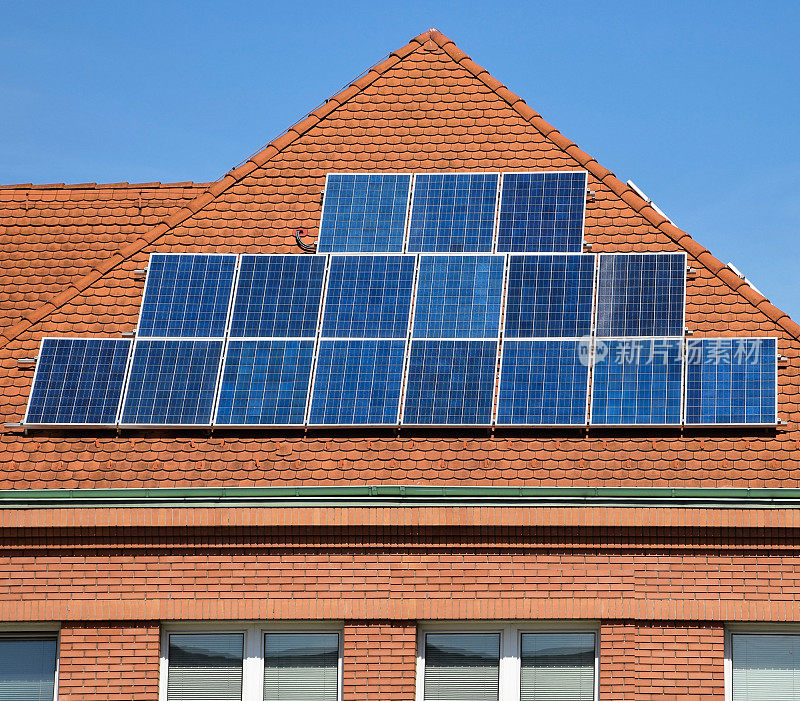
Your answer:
[2,485,800,508]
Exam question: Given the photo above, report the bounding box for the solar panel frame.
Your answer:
[400,338,499,426]
[228,254,326,339]
[411,253,506,339]
[594,252,687,338]
[502,253,596,339]
[684,337,778,426]
[24,337,133,427]
[495,171,588,253]
[588,337,684,426]
[494,338,591,426]
[406,172,500,253]
[319,254,416,339]
[307,338,407,426]
[136,253,238,338]
[317,173,413,253]
[118,338,226,426]
[213,338,315,427]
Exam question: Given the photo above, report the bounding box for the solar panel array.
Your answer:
[24,171,779,428]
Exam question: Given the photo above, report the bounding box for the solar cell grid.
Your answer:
[215,340,314,425]
[407,173,499,252]
[309,339,406,425]
[25,338,131,425]
[320,255,415,338]
[412,255,504,338]
[497,171,587,252]
[590,338,683,425]
[229,255,326,338]
[504,254,595,338]
[402,339,497,425]
[596,253,686,337]
[138,254,237,338]
[120,339,224,425]
[317,173,412,252]
[496,340,589,425]
[685,338,777,425]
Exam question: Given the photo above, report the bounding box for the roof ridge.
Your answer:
[0,180,210,191]
[420,29,800,342]
[2,27,797,348]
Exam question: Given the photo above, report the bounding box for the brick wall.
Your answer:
[599,622,725,700]
[343,621,417,700]
[58,621,160,701]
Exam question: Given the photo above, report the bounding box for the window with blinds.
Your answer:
[732,633,800,701]
[263,633,339,701]
[164,628,342,701]
[420,628,597,701]
[0,635,58,701]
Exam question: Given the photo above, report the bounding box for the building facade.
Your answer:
[1,29,799,700]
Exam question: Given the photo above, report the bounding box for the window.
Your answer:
[161,626,341,701]
[417,625,597,701]
[0,634,58,701]
[729,632,800,700]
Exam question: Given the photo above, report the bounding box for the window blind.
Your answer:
[520,633,595,701]
[167,633,244,701]
[424,633,500,701]
[732,633,800,701]
[263,633,339,701]
[0,636,57,701]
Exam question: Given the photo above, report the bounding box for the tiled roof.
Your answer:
[0,29,797,489]
[0,181,209,329]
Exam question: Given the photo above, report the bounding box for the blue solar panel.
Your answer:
[504,254,595,338]
[413,256,504,338]
[590,338,683,425]
[309,340,405,425]
[215,340,314,425]
[321,255,415,338]
[230,255,326,338]
[25,338,131,425]
[407,173,499,252]
[138,254,237,338]
[402,340,497,425]
[120,339,223,425]
[497,172,587,252]
[317,174,412,253]
[685,338,777,424]
[596,253,685,337]
[496,340,589,425]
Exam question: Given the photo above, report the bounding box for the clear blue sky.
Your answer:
[1,1,798,318]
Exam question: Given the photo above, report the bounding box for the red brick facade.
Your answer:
[1,28,797,700]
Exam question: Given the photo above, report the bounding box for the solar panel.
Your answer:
[685,338,777,425]
[230,255,326,338]
[138,254,237,338]
[320,255,415,338]
[497,171,587,252]
[412,255,504,338]
[24,338,131,425]
[496,340,589,425]
[596,253,686,337]
[402,339,497,425]
[120,339,224,425]
[317,173,412,253]
[407,173,499,252]
[590,338,683,425]
[504,254,595,338]
[215,340,314,425]
[308,339,406,425]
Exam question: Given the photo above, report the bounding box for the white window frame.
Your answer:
[415,621,599,701]
[159,621,343,701]
[724,624,800,701]
[0,623,60,701]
